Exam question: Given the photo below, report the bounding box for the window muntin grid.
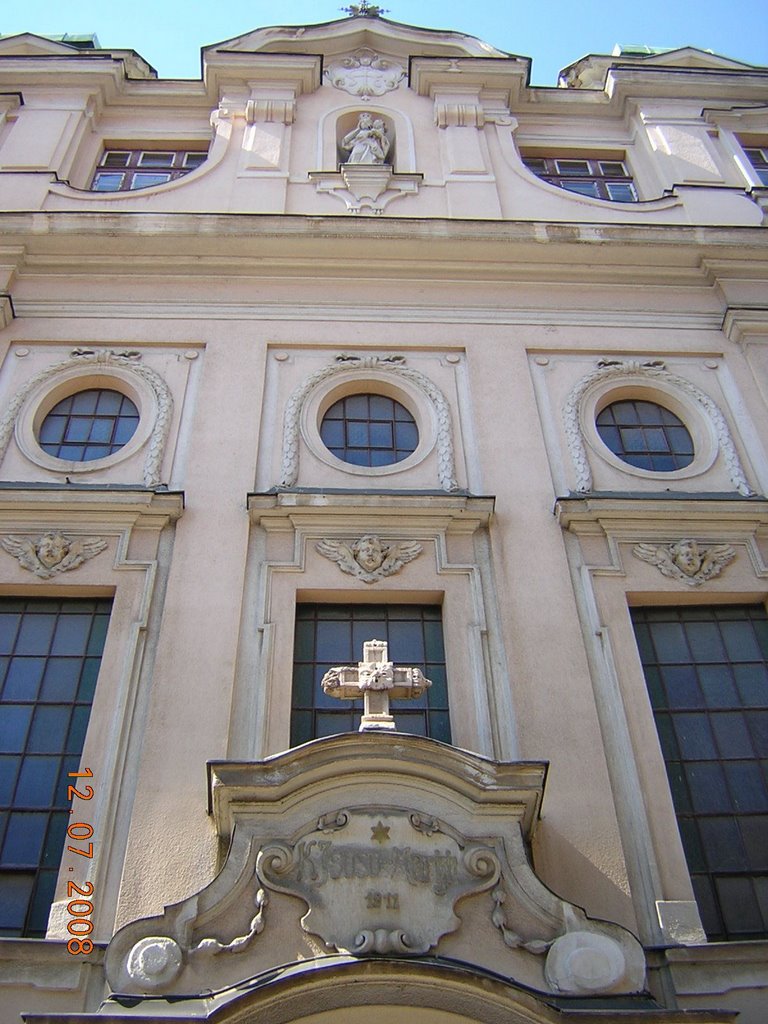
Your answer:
[291,604,450,745]
[0,597,111,937]
[522,156,638,202]
[596,400,694,471]
[38,388,140,462]
[91,149,208,191]
[319,394,419,467]
[744,148,768,186]
[631,605,768,941]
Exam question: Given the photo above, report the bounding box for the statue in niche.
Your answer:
[340,113,390,164]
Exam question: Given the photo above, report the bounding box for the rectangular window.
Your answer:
[522,155,638,202]
[291,604,450,746]
[631,605,768,940]
[743,147,768,186]
[91,149,208,192]
[0,597,112,937]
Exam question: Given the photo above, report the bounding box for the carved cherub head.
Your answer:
[353,534,385,572]
[670,539,702,576]
[36,532,70,568]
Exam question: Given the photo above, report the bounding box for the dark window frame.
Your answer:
[91,149,208,192]
[522,156,638,202]
[291,603,450,745]
[38,387,140,463]
[631,604,768,941]
[0,597,112,937]
[596,399,695,472]
[319,393,419,468]
[743,147,768,186]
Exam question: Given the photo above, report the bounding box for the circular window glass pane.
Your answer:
[38,389,140,462]
[596,400,694,471]
[320,394,418,467]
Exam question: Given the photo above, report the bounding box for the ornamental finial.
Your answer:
[340,2,388,17]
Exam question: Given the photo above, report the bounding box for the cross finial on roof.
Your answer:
[340,2,389,17]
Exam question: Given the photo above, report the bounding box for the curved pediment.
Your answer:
[203,14,512,66]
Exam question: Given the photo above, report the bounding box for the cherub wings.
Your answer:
[315,539,363,579]
[0,534,107,578]
[316,538,423,582]
[633,542,735,585]
[379,541,423,575]
[57,537,108,572]
[0,535,41,574]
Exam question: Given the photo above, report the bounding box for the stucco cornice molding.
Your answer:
[410,56,526,106]
[10,300,725,328]
[722,306,768,345]
[204,53,322,99]
[248,491,494,535]
[0,486,184,530]
[2,210,768,246]
[555,496,768,537]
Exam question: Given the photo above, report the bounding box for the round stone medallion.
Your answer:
[544,930,626,994]
[126,936,183,988]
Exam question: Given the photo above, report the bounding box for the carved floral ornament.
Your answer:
[279,354,459,491]
[563,359,754,495]
[0,348,173,487]
[325,49,405,99]
[633,538,736,586]
[1,531,108,579]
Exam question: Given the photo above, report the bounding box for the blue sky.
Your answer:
[2,0,766,85]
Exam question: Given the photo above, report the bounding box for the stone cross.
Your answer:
[320,639,432,732]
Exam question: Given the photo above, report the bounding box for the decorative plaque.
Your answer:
[256,807,500,955]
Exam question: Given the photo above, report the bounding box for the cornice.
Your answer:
[0,213,765,283]
[248,491,495,535]
[555,495,768,536]
[207,733,546,837]
[0,486,184,528]
[721,306,768,344]
[10,301,724,329]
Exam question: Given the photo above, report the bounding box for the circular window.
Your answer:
[320,393,418,467]
[596,399,694,471]
[38,388,140,462]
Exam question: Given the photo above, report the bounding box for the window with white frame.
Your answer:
[523,156,638,201]
[91,149,207,192]
[742,146,768,186]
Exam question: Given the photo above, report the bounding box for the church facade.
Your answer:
[0,11,767,1023]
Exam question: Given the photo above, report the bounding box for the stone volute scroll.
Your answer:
[321,638,431,731]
